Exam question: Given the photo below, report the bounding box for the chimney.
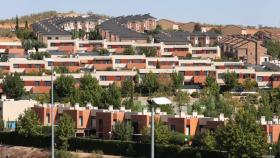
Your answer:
[86,102,93,109]
[108,105,113,111]
[219,113,225,121]
[192,111,198,118]
[74,103,79,110]
[155,107,161,114]
[1,95,6,101]
[261,116,266,125]
[142,108,148,115]
[120,106,125,111]
[180,111,185,118]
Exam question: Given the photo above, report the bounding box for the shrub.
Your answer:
[191,91,199,98]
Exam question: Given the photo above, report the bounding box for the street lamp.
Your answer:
[147,97,171,158]
[45,58,55,158]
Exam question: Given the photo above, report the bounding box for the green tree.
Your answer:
[30,51,50,60]
[88,26,102,40]
[0,54,9,62]
[242,78,257,91]
[16,109,41,136]
[78,29,86,39]
[24,20,28,29]
[140,72,159,95]
[0,118,4,131]
[171,72,184,91]
[101,83,121,108]
[192,130,217,150]
[205,76,220,97]
[174,90,190,111]
[15,15,19,31]
[215,110,267,157]
[141,121,171,144]
[121,79,134,108]
[113,121,134,141]
[224,71,238,91]
[258,92,273,120]
[168,131,186,145]
[193,23,202,32]
[79,74,103,107]
[263,40,280,59]
[138,47,157,57]
[54,75,76,102]
[22,39,33,52]
[97,48,109,55]
[2,72,25,99]
[123,46,136,55]
[56,113,75,150]
[32,40,46,52]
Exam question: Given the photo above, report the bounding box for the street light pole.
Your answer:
[151,105,154,158]
[148,97,171,158]
[51,62,54,158]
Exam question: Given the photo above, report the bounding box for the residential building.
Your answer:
[157,19,179,30]
[0,97,37,129]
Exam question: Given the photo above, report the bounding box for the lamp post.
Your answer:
[45,58,55,158]
[147,97,171,158]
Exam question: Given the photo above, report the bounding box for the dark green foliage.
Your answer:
[97,48,109,55]
[0,118,4,131]
[2,72,25,99]
[113,121,134,141]
[54,66,70,74]
[0,132,51,148]
[79,74,103,107]
[215,110,267,157]
[0,132,228,158]
[101,83,121,108]
[193,23,202,32]
[224,71,238,91]
[264,40,280,59]
[138,47,157,57]
[192,131,217,150]
[171,72,184,91]
[53,75,76,102]
[88,27,102,40]
[72,29,85,39]
[140,71,159,95]
[56,113,75,150]
[123,46,136,55]
[16,109,41,136]
[29,51,50,60]
[0,54,8,62]
[15,15,19,31]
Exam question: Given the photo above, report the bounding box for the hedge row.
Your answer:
[0,132,228,158]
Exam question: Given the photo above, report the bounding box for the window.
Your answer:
[186,126,190,136]
[46,113,50,124]
[47,37,52,40]
[115,76,121,81]
[50,43,56,47]
[100,76,107,81]
[27,64,32,68]
[125,76,132,80]
[45,81,51,86]
[148,61,154,66]
[79,116,83,126]
[218,73,224,79]
[55,37,59,40]
[268,133,273,143]
[35,64,41,68]
[195,71,200,76]
[48,62,53,66]
[13,64,19,68]
[35,81,40,86]
[257,76,263,82]
[115,59,121,64]
[171,125,176,131]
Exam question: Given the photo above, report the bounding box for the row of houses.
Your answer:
[1,98,279,144]
[1,55,280,94]
[46,39,221,58]
[219,35,269,65]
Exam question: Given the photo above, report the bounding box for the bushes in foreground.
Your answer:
[0,132,228,158]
